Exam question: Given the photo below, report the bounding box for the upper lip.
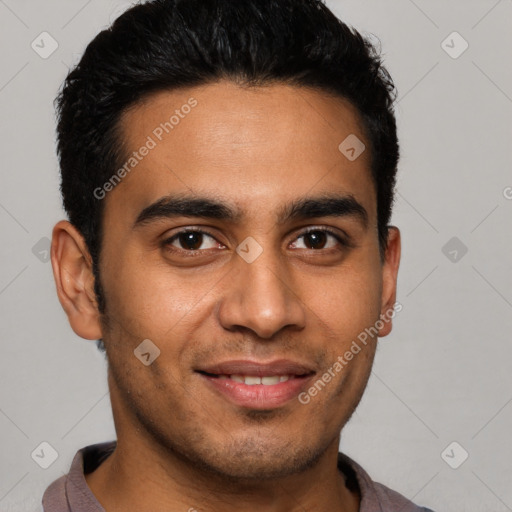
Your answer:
[196,359,316,377]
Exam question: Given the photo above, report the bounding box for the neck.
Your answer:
[85,431,360,512]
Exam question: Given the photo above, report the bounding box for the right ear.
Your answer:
[50,220,103,340]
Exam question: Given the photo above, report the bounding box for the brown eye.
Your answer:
[163,230,220,252]
[291,229,346,251]
[303,231,328,249]
[177,232,204,250]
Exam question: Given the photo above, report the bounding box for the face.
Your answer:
[53,81,400,481]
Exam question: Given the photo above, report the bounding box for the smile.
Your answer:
[210,374,294,385]
[195,360,316,409]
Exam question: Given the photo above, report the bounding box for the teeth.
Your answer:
[261,376,280,385]
[220,375,292,385]
[244,376,261,386]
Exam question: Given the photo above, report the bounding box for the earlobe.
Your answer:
[378,226,401,338]
[51,220,103,340]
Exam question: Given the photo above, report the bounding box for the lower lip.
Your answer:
[199,373,314,409]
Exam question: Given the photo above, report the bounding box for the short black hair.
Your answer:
[55,0,399,339]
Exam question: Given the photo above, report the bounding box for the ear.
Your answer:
[378,226,401,337]
[50,220,103,340]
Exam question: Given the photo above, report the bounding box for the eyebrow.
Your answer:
[133,192,368,229]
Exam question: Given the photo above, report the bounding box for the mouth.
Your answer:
[195,359,316,409]
[198,372,301,385]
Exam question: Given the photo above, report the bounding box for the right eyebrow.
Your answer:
[133,194,242,228]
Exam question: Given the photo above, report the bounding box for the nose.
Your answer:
[216,249,306,339]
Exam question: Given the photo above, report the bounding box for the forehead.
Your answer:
[109,81,376,226]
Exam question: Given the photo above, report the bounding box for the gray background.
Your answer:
[0,0,511,511]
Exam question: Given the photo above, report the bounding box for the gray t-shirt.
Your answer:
[42,441,435,511]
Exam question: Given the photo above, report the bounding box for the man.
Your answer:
[43,0,435,510]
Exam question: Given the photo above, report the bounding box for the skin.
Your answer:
[51,81,401,512]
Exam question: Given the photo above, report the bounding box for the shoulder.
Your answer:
[42,474,68,511]
[371,480,436,512]
[337,451,436,512]
[42,441,116,511]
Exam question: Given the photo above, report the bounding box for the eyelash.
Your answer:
[161,227,351,256]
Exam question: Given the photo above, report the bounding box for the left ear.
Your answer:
[378,226,401,337]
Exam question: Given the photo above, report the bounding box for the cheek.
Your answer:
[306,265,382,336]
[102,255,218,342]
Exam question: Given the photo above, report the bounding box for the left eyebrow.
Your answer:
[276,194,368,228]
[133,192,369,229]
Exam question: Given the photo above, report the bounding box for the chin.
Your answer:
[188,437,325,481]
